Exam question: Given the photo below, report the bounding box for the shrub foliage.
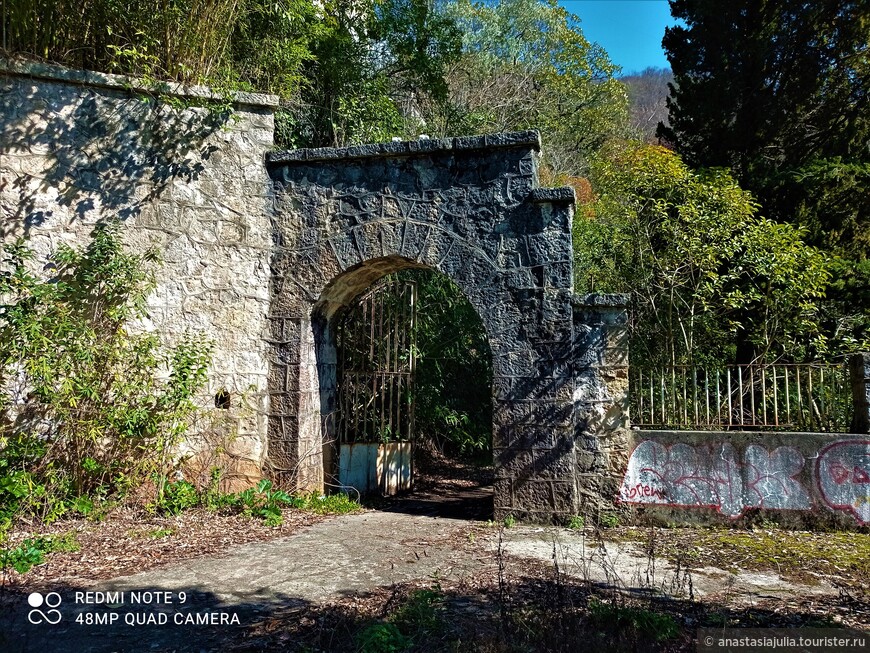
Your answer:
[0,221,211,524]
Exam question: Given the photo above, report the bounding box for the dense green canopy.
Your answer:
[659,0,870,352]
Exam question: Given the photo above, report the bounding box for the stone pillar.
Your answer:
[265,315,304,488]
[492,188,579,523]
[571,294,630,513]
[850,353,870,433]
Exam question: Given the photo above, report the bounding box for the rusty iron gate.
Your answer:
[335,275,417,495]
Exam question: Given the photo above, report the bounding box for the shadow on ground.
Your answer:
[368,445,495,521]
[4,569,864,653]
[375,484,494,521]
[0,580,303,653]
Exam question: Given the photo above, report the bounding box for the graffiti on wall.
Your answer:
[817,440,870,525]
[619,440,811,518]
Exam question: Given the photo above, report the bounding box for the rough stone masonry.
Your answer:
[1,62,629,521]
[266,135,630,521]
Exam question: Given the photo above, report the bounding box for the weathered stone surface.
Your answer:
[1,63,274,474]
[529,187,575,204]
[2,63,633,523]
[267,133,615,520]
[571,298,631,513]
[620,430,870,530]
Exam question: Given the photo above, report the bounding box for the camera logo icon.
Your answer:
[27,592,62,625]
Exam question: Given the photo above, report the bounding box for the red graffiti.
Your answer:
[619,441,744,516]
[817,440,870,525]
[624,483,666,501]
[620,441,811,517]
[830,463,851,484]
[829,462,870,485]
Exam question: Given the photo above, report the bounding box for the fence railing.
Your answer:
[630,363,853,432]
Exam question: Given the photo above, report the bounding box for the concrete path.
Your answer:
[1,510,836,653]
[497,526,837,602]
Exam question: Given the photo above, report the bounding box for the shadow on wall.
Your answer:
[0,70,229,240]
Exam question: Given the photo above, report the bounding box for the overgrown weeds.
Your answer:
[0,532,79,574]
[616,526,870,589]
[354,585,447,653]
[0,221,212,527]
[2,0,241,85]
[149,473,362,526]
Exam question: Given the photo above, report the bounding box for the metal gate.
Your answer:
[335,275,416,495]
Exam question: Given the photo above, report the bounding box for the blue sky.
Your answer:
[558,1,677,74]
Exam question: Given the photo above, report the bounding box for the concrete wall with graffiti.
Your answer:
[619,431,870,528]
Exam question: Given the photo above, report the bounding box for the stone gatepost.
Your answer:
[571,294,631,514]
[850,353,870,433]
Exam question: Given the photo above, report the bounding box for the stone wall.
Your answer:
[0,61,277,490]
[1,62,634,520]
[571,294,630,514]
[617,353,870,530]
[5,62,865,529]
[619,430,870,529]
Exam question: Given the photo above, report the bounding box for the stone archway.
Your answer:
[265,131,627,521]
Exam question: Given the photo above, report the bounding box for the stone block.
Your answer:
[512,478,577,515]
[493,478,514,511]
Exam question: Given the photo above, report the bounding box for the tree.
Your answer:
[436,0,628,175]
[576,143,832,366]
[659,0,870,249]
[620,67,672,144]
[399,270,492,457]
[660,1,869,191]
[292,0,462,147]
[1,0,463,149]
[659,0,870,349]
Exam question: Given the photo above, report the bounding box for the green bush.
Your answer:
[0,533,80,574]
[200,467,236,511]
[389,586,445,640]
[0,539,45,574]
[397,270,492,458]
[0,221,212,523]
[153,479,200,516]
[147,468,362,524]
[356,622,410,653]
[588,599,679,643]
[233,479,294,526]
[296,492,361,515]
[598,513,620,529]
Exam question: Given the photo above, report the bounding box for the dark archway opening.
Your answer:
[387,268,494,520]
[319,264,494,520]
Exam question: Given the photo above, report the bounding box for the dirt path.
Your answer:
[2,510,481,653]
[1,494,849,653]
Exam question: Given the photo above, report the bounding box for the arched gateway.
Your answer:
[265,131,628,521]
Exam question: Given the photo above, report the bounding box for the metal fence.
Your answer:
[630,363,853,432]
